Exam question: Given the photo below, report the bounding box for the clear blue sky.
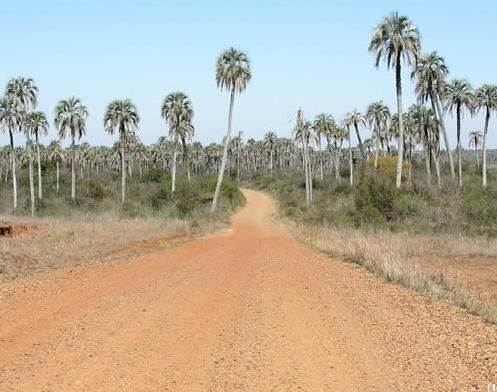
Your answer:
[1,0,496,148]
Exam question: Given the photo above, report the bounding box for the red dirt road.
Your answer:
[1,189,496,391]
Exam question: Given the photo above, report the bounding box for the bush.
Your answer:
[355,177,398,221]
[463,190,497,226]
[175,180,201,216]
[141,168,163,183]
[151,186,172,209]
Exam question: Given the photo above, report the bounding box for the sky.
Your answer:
[0,0,496,149]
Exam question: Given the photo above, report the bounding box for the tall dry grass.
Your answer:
[287,221,497,324]
[0,213,223,281]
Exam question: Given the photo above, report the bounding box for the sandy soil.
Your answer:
[0,189,496,391]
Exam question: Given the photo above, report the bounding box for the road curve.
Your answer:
[1,189,496,391]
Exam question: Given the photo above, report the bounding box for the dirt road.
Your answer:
[1,189,496,391]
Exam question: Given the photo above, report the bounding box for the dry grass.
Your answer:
[0,213,224,281]
[285,220,497,324]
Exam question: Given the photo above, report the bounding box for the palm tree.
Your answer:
[26,111,49,199]
[48,140,64,193]
[104,99,140,203]
[413,52,455,182]
[340,119,354,186]
[343,110,366,162]
[313,113,335,180]
[54,97,88,201]
[161,92,194,192]
[369,12,421,188]
[474,85,497,188]
[468,131,482,170]
[263,131,277,174]
[294,109,313,202]
[366,101,390,174]
[0,96,20,209]
[211,47,251,213]
[444,79,473,188]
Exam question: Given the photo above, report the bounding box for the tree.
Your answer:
[444,79,473,188]
[474,85,497,188]
[413,52,455,182]
[343,110,366,162]
[211,48,251,213]
[369,12,421,188]
[340,119,355,186]
[27,111,49,199]
[0,96,20,209]
[366,101,390,173]
[104,99,140,203]
[468,131,482,170]
[263,131,277,174]
[294,109,313,202]
[313,113,335,180]
[161,92,194,192]
[48,140,64,193]
[54,97,88,201]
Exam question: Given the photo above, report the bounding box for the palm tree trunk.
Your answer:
[482,108,489,188]
[456,105,462,188]
[395,61,404,188]
[71,137,76,201]
[319,154,324,180]
[35,134,42,199]
[27,140,35,217]
[354,123,365,162]
[475,146,480,170]
[432,149,442,190]
[56,160,60,194]
[121,142,126,204]
[211,90,235,213]
[424,141,432,188]
[374,138,380,175]
[348,130,353,186]
[9,130,17,209]
[172,150,177,193]
[434,94,456,182]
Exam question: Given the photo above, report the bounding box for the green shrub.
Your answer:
[151,186,171,209]
[355,177,398,220]
[463,190,497,225]
[175,180,201,216]
[141,168,163,183]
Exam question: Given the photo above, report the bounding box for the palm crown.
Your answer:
[161,92,194,144]
[104,99,140,136]
[369,12,421,69]
[54,97,88,140]
[413,52,448,102]
[216,48,251,93]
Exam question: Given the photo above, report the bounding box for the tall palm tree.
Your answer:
[474,85,497,188]
[211,47,251,213]
[366,101,390,174]
[294,109,313,202]
[313,113,335,180]
[104,99,140,203]
[161,91,194,192]
[444,79,473,188]
[0,96,20,209]
[263,131,277,174]
[468,131,482,170]
[343,110,366,162]
[27,111,49,199]
[369,12,421,188]
[412,52,455,182]
[340,119,355,186]
[48,140,64,193]
[54,97,88,201]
